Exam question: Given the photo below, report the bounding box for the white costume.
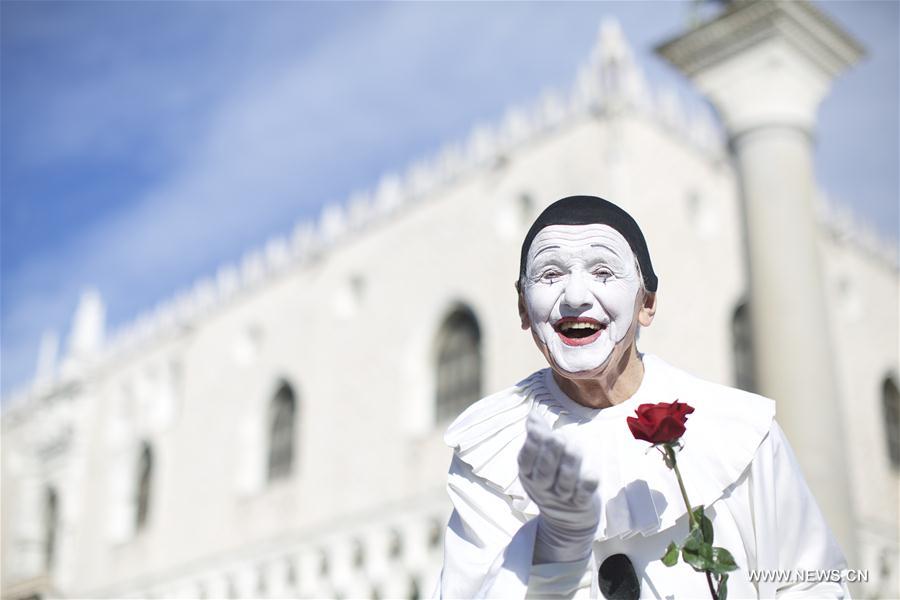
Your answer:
[437,354,848,599]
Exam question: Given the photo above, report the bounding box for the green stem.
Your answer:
[666,444,718,600]
[706,572,718,600]
[666,444,697,530]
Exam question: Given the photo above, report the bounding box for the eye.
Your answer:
[593,267,613,280]
[539,269,563,283]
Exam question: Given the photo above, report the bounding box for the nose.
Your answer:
[562,270,592,310]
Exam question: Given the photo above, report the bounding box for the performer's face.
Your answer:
[520,224,645,375]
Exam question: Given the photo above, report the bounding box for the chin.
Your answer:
[550,359,612,380]
[531,329,616,378]
[545,346,615,379]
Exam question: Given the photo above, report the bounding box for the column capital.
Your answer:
[656,1,864,134]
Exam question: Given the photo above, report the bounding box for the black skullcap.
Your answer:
[518,195,658,292]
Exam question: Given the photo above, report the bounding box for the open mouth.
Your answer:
[553,317,607,346]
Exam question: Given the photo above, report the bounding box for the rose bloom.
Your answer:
[626,400,695,444]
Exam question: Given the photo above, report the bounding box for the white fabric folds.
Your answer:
[437,355,848,599]
[444,354,775,542]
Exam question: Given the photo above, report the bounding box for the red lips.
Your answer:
[553,317,606,346]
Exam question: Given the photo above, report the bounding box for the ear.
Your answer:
[638,292,657,327]
[517,290,531,330]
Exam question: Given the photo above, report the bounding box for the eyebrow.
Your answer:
[590,242,624,257]
[532,245,559,259]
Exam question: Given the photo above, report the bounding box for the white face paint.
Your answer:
[522,224,642,374]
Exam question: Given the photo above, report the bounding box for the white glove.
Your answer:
[518,412,600,564]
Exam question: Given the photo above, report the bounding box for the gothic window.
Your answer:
[428,518,443,549]
[883,376,900,470]
[352,539,365,569]
[408,577,421,600]
[136,442,153,530]
[285,560,296,588]
[44,486,58,569]
[267,381,297,482]
[518,193,535,226]
[732,302,756,392]
[256,566,267,597]
[388,529,403,559]
[435,306,482,423]
[318,550,329,577]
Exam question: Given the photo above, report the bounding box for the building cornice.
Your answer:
[656,1,864,80]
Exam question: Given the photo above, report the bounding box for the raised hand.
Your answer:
[518,412,600,564]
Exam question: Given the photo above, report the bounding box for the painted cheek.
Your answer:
[524,289,562,351]
[601,284,632,316]
[524,284,559,327]
[606,282,641,340]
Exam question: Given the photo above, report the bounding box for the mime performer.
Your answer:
[436,196,848,599]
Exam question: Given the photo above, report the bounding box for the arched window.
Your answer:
[318,549,329,577]
[883,376,900,471]
[518,193,535,227]
[435,306,482,423]
[44,486,58,569]
[136,442,153,530]
[268,381,297,482]
[732,302,756,392]
[408,577,421,600]
[388,529,403,559]
[351,539,365,569]
[256,565,267,597]
[285,559,296,588]
[428,518,443,549]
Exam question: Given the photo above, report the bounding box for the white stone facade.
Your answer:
[2,14,897,600]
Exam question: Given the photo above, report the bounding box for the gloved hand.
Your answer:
[518,412,600,565]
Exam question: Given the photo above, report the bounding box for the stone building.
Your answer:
[2,3,898,598]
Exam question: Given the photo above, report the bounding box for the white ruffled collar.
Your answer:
[539,360,664,422]
[444,354,775,541]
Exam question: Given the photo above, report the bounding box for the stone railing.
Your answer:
[96,503,450,600]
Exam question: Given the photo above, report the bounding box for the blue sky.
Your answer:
[2,1,897,399]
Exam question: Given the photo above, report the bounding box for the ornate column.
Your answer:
[657,1,863,558]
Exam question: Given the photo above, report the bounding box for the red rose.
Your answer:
[626,400,695,445]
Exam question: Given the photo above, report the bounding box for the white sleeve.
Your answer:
[750,422,849,599]
[436,455,593,599]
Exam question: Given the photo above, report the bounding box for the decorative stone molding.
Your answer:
[656,1,864,81]
[816,192,899,270]
[656,0,864,135]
